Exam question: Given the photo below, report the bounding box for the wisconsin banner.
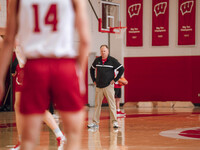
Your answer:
[178,0,196,45]
[152,0,169,46]
[126,0,143,46]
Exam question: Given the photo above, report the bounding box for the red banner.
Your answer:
[178,0,196,45]
[152,0,169,46]
[126,0,143,46]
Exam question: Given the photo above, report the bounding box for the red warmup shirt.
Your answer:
[102,58,107,64]
[115,84,121,88]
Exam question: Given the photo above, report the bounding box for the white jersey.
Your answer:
[16,0,75,58]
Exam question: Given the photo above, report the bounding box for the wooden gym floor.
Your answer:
[0,106,200,150]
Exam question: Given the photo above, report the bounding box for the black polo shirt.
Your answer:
[90,56,124,88]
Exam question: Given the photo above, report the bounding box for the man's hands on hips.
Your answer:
[110,80,115,85]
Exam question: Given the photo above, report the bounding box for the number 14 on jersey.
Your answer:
[32,4,58,32]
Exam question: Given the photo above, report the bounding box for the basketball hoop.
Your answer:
[98,18,126,34]
[98,1,126,34]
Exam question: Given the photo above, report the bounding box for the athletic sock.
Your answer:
[18,135,21,142]
[53,128,64,138]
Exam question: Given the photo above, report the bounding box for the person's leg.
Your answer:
[48,59,85,149]
[14,97,65,149]
[19,59,51,150]
[114,88,121,112]
[20,114,44,150]
[114,88,120,111]
[43,110,65,149]
[43,110,60,132]
[9,92,22,150]
[116,97,120,111]
[92,87,104,124]
[14,92,22,142]
[115,88,125,116]
[10,66,24,150]
[43,110,64,138]
[59,109,85,150]
[104,84,117,124]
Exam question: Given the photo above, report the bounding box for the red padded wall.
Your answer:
[124,56,200,104]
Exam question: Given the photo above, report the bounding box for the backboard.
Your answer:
[99,1,126,34]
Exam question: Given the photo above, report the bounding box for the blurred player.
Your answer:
[114,75,128,117]
[10,45,65,150]
[0,36,3,48]
[0,0,90,150]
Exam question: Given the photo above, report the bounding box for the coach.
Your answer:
[88,45,124,128]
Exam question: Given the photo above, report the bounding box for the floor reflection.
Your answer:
[0,107,200,149]
[87,108,126,150]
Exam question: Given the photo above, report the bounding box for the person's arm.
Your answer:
[73,0,90,77]
[0,0,18,101]
[90,59,96,83]
[113,58,124,82]
[118,77,128,85]
[0,36,3,48]
[114,66,124,82]
[0,27,6,35]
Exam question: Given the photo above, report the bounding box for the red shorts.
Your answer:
[20,58,85,114]
[15,65,24,92]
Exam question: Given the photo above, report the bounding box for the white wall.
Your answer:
[88,0,200,105]
[87,0,110,106]
[88,0,109,55]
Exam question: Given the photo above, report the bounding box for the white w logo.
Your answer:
[128,3,141,18]
[154,2,167,17]
[180,0,194,15]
